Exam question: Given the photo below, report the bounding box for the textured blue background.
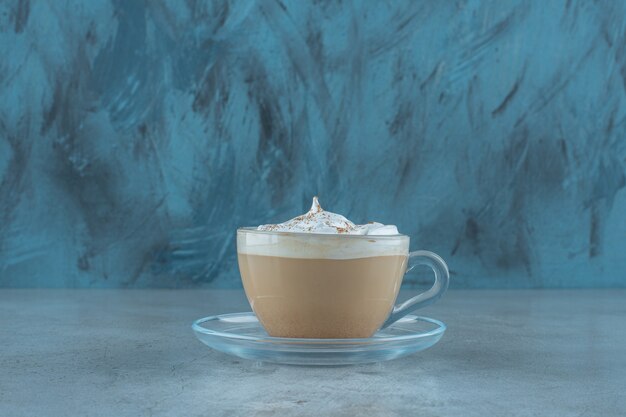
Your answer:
[0,0,625,288]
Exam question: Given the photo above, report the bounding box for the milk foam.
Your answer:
[258,197,400,235]
[237,230,409,259]
[240,197,407,259]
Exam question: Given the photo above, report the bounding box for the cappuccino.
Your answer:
[238,197,408,338]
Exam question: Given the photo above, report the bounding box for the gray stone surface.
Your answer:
[1,289,625,416]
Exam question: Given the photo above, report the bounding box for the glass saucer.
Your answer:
[192,312,446,365]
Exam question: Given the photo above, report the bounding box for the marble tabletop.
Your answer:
[1,289,625,416]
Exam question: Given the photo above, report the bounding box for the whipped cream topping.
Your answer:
[258,197,400,235]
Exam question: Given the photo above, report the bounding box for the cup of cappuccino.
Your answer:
[237,197,449,339]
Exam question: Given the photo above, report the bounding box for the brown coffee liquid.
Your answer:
[238,254,407,338]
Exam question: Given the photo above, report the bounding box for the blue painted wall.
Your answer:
[0,0,625,288]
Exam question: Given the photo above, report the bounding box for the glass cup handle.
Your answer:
[381,250,450,329]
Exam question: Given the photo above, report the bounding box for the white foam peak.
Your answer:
[257,197,400,235]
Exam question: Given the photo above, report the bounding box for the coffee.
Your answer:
[238,197,450,339]
[238,253,407,338]
[238,197,409,338]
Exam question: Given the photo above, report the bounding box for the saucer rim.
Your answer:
[192,312,446,343]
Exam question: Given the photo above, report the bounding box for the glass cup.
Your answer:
[237,228,449,338]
